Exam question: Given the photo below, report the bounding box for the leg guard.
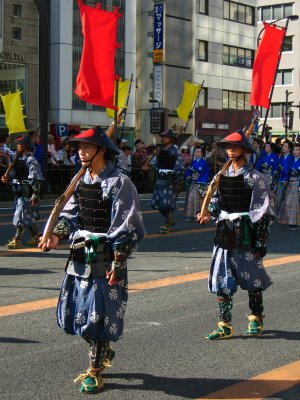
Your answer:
[246,290,264,336]
[74,340,112,394]
[26,224,39,246]
[206,295,234,340]
[6,226,24,248]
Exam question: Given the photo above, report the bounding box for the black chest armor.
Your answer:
[157,149,177,170]
[219,174,252,213]
[78,181,112,233]
[14,158,29,182]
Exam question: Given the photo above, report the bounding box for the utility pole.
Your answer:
[285,89,293,139]
[34,0,50,171]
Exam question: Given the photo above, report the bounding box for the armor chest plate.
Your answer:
[14,158,29,182]
[219,174,252,213]
[157,149,176,170]
[78,181,112,233]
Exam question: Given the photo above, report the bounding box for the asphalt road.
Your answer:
[0,196,299,400]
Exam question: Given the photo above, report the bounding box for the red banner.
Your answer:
[250,22,286,109]
[74,0,120,109]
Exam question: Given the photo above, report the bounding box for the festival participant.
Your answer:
[257,142,279,187]
[184,146,210,221]
[278,143,300,230]
[151,129,185,234]
[1,136,44,248]
[39,125,145,394]
[197,129,275,339]
[272,141,293,213]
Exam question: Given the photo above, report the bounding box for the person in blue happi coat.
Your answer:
[184,145,210,221]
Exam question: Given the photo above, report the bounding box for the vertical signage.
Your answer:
[153,4,164,63]
[154,64,163,107]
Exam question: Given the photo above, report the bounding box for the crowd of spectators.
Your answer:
[1,127,299,196]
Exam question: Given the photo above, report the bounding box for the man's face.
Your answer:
[252,140,259,150]
[265,144,271,153]
[293,146,300,158]
[31,133,38,144]
[78,142,99,165]
[225,144,245,160]
[161,137,172,146]
[16,144,25,153]
[282,143,289,153]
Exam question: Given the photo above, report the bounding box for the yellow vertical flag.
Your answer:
[106,79,130,118]
[0,90,27,134]
[176,80,202,122]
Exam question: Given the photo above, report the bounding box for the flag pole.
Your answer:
[120,73,134,138]
[113,78,119,142]
[259,16,297,140]
[182,80,205,134]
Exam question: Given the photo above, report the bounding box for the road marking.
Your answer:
[0,207,185,222]
[0,254,299,318]
[198,359,300,400]
[0,226,216,255]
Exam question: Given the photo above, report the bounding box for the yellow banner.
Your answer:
[176,80,202,122]
[106,79,130,118]
[0,90,27,134]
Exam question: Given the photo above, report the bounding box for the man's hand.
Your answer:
[38,234,60,252]
[30,195,39,207]
[106,270,118,286]
[196,213,211,225]
[1,175,8,184]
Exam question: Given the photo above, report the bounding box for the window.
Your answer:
[12,27,21,40]
[276,69,293,85]
[224,1,254,25]
[258,3,294,22]
[223,90,251,110]
[282,36,293,52]
[0,62,26,115]
[223,45,253,68]
[198,87,207,107]
[260,102,292,118]
[197,0,208,15]
[198,40,208,61]
[13,4,22,17]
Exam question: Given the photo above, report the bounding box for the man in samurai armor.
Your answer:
[272,140,293,214]
[197,129,276,340]
[278,143,300,230]
[151,129,185,234]
[39,126,145,394]
[184,146,210,221]
[257,142,279,188]
[1,135,44,249]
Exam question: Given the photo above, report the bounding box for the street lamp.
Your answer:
[149,99,161,109]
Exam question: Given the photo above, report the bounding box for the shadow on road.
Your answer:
[103,372,299,399]
[0,337,40,344]
[0,267,57,276]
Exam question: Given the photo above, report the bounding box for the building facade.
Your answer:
[49,0,136,145]
[0,1,39,135]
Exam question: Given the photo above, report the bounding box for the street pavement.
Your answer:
[0,196,300,400]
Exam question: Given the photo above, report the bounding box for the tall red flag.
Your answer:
[250,22,286,109]
[75,0,120,109]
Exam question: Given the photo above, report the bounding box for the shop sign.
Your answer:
[0,51,25,62]
[154,64,163,106]
[153,4,164,63]
[201,122,229,130]
[150,108,165,134]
